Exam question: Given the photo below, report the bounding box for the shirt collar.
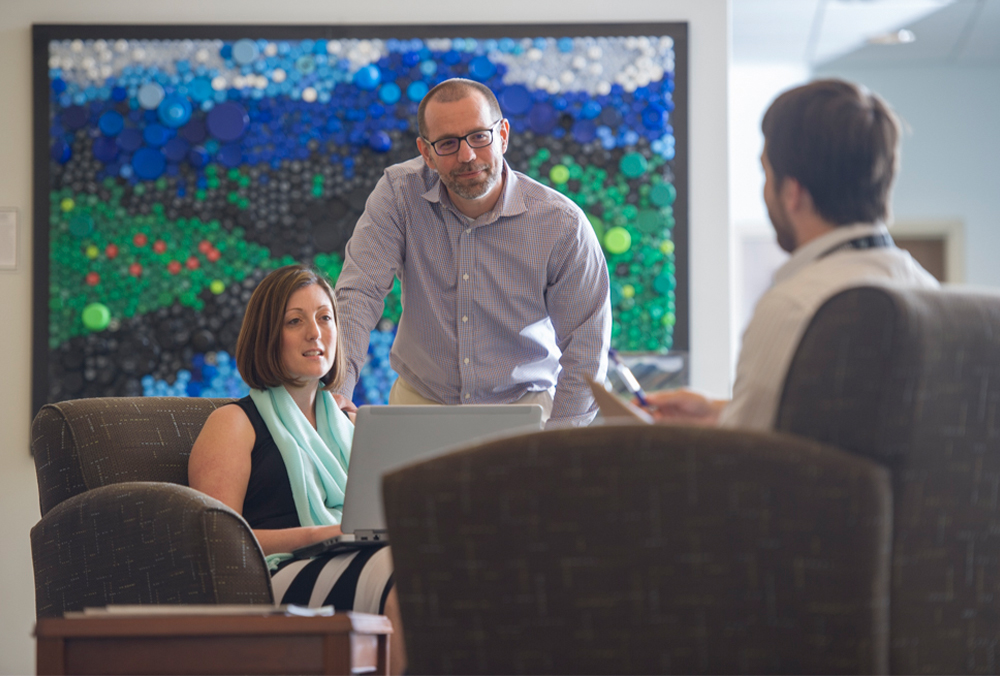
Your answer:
[420,160,528,225]
[773,222,890,285]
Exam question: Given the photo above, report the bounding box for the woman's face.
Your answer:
[280,283,337,386]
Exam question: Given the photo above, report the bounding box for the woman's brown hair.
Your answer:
[235,264,347,391]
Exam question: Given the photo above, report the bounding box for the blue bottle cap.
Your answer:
[468,55,497,81]
[572,119,597,144]
[528,102,558,135]
[406,81,429,103]
[368,130,392,153]
[62,105,89,130]
[137,82,165,110]
[98,110,124,136]
[189,77,214,102]
[142,123,171,148]
[641,104,667,131]
[92,136,119,163]
[419,60,437,77]
[179,118,207,144]
[206,101,249,142]
[378,82,402,105]
[50,138,72,163]
[217,143,243,167]
[580,100,602,120]
[600,107,623,127]
[187,146,210,168]
[499,84,532,115]
[132,147,166,180]
[296,55,316,75]
[231,39,259,65]
[116,127,144,152]
[163,136,190,162]
[158,94,193,128]
[353,64,381,91]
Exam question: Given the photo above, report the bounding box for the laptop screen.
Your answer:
[342,404,544,535]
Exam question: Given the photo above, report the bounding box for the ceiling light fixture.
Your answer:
[867,28,917,45]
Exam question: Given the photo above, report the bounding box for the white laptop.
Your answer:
[291,404,544,559]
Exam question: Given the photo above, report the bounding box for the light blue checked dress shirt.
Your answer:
[335,157,611,426]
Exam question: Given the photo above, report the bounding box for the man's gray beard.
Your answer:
[445,164,500,201]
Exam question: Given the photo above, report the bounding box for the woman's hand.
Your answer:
[252,524,344,556]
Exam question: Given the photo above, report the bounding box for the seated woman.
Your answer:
[188,264,405,672]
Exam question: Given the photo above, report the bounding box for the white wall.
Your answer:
[812,63,1000,290]
[0,1,729,672]
[728,62,806,359]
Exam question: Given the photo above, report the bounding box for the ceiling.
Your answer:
[732,0,1000,67]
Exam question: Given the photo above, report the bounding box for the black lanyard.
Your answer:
[818,232,895,259]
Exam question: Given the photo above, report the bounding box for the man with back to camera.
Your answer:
[644,78,938,430]
[334,78,612,426]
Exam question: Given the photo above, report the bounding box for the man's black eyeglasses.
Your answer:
[424,119,503,156]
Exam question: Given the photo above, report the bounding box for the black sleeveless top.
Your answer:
[232,396,300,530]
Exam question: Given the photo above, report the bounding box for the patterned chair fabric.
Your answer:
[30,397,272,617]
[777,284,1000,674]
[383,424,892,675]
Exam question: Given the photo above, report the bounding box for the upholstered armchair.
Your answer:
[30,396,272,618]
[384,424,892,674]
[777,284,1000,674]
[383,284,1000,675]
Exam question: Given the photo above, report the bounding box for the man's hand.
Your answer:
[332,393,358,423]
[640,389,728,426]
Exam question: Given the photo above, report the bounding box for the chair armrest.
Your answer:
[30,482,272,618]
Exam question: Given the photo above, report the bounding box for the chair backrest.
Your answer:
[383,424,892,675]
[31,396,233,516]
[777,284,1000,674]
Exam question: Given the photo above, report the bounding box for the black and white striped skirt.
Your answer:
[270,545,394,614]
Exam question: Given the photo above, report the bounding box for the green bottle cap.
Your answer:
[604,227,632,255]
[635,209,661,234]
[651,182,677,207]
[81,302,111,332]
[619,152,648,178]
[69,214,94,238]
[549,164,570,185]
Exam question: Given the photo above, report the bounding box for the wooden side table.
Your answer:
[35,612,392,675]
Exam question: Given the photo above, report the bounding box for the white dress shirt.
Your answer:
[720,223,939,431]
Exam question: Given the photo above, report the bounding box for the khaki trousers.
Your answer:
[388,376,554,423]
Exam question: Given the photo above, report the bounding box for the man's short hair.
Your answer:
[236,264,346,392]
[762,78,900,226]
[417,78,503,139]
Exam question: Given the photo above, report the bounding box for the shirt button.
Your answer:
[464,357,469,364]
[462,273,469,281]
[462,316,468,323]
[464,393,471,399]
[465,228,471,234]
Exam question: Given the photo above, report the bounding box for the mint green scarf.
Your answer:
[249,385,354,528]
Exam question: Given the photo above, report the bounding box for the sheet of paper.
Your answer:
[586,376,654,424]
[65,604,334,618]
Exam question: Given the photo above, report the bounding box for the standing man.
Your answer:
[334,78,611,426]
[645,78,938,430]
